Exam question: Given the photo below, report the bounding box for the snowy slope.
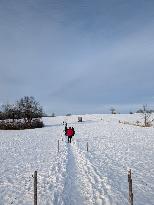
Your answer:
[0,114,154,205]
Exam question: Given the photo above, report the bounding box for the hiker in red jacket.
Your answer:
[66,127,75,143]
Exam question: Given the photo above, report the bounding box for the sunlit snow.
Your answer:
[0,114,154,204]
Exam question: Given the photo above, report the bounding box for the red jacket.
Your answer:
[66,128,74,137]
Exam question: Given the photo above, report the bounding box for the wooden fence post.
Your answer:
[34,171,37,205]
[128,169,133,205]
[58,140,59,152]
[87,142,88,152]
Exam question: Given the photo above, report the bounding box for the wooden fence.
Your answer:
[128,169,133,205]
[32,140,134,205]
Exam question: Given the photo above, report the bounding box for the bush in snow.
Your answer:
[0,118,43,130]
[0,104,20,122]
[0,96,44,130]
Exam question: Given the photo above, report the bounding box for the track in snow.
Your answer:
[60,143,116,205]
[45,140,114,205]
[63,144,84,205]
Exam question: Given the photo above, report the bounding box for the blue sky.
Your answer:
[0,0,154,115]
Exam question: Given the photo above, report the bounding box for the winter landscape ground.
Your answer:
[0,114,154,205]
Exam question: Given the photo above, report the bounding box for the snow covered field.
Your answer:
[0,114,154,205]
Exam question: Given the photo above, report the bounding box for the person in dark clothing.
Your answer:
[66,127,75,143]
[64,123,67,135]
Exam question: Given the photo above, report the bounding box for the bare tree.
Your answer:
[140,105,154,127]
[51,112,56,117]
[110,107,116,114]
[17,96,43,124]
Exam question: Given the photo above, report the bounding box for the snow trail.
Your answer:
[37,140,68,205]
[63,144,84,205]
[71,142,116,205]
[0,115,154,204]
[39,140,85,205]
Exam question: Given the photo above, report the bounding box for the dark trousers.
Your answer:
[68,137,72,143]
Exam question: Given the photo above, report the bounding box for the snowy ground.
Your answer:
[0,114,154,205]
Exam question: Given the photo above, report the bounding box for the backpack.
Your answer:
[66,128,75,137]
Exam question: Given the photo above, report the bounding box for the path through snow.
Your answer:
[0,115,154,204]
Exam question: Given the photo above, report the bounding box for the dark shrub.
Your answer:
[0,96,44,130]
[0,119,44,130]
